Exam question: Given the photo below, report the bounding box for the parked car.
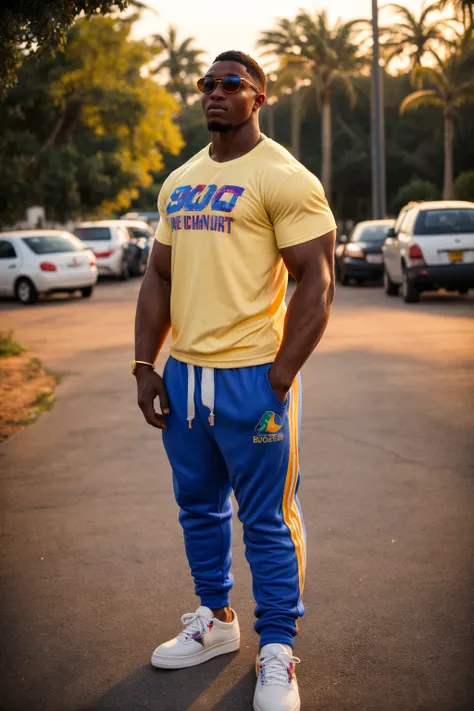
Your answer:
[335,219,395,285]
[119,219,154,270]
[121,211,160,231]
[0,230,97,305]
[383,200,474,303]
[73,221,141,280]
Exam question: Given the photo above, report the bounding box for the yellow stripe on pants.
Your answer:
[282,377,306,599]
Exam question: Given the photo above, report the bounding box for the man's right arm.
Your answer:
[134,240,172,429]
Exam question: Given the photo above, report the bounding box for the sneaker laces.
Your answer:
[177,611,213,642]
[259,649,301,687]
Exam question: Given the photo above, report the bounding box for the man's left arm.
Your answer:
[269,230,336,403]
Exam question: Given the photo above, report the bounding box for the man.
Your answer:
[134,50,336,711]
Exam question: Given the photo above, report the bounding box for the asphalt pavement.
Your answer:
[1,280,473,711]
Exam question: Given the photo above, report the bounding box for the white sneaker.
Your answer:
[253,644,301,711]
[151,605,240,669]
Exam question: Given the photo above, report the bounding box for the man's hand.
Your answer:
[268,365,290,405]
[136,366,170,429]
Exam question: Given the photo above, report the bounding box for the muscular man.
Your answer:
[134,50,336,711]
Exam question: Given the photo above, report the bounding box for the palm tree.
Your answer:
[152,26,205,105]
[268,57,313,159]
[437,0,473,29]
[400,24,474,198]
[258,19,306,158]
[381,3,454,74]
[259,10,365,203]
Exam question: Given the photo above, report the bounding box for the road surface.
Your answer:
[1,281,473,711]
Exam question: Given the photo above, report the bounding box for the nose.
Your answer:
[208,82,226,100]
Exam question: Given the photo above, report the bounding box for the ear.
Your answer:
[253,93,266,111]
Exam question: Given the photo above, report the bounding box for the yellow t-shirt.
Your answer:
[155,137,336,368]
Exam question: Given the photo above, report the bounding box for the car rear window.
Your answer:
[414,209,474,235]
[129,227,153,240]
[353,224,394,242]
[22,235,84,254]
[74,227,111,241]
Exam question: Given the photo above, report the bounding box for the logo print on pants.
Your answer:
[255,411,283,434]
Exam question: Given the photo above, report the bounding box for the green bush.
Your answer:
[389,179,440,216]
[453,171,474,202]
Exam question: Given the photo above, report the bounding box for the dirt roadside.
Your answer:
[0,334,57,443]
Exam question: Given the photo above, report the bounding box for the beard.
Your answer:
[207,114,252,133]
[207,120,233,132]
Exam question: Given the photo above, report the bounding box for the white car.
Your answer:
[74,221,137,280]
[121,211,160,231]
[383,201,474,303]
[0,230,98,305]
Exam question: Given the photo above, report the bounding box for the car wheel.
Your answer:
[15,277,38,305]
[401,267,419,303]
[383,267,399,296]
[458,288,469,295]
[81,286,94,298]
[119,257,130,281]
[340,273,349,286]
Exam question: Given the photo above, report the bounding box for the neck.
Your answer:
[209,119,262,163]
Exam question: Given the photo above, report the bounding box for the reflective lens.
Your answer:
[197,74,243,94]
[220,75,243,93]
[197,77,216,94]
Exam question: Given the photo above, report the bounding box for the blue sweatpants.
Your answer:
[162,356,306,647]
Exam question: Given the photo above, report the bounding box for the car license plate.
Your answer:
[366,254,383,264]
[449,250,463,263]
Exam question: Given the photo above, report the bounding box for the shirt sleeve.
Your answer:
[154,179,173,246]
[265,168,336,249]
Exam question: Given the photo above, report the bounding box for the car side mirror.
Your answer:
[386,227,395,238]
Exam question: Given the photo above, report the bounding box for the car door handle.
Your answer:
[8,264,17,269]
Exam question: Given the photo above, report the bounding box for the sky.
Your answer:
[133,0,430,66]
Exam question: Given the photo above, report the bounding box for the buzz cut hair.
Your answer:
[213,50,267,93]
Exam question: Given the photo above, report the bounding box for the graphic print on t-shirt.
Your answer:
[165,183,245,234]
[154,138,336,367]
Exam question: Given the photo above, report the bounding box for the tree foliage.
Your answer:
[0,15,183,224]
[400,23,474,197]
[258,10,366,202]
[152,25,205,105]
[381,2,453,73]
[438,0,474,28]
[0,1,132,97]
[453,169,474,199]
[389,178,440,214]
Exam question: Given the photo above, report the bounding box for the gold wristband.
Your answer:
[132,359,155,375]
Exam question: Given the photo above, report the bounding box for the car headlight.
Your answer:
[346,244,365,259]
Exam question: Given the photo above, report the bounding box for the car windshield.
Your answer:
[74,227,111,241]
[22,235,84,254]
[414,209,474,235]
[351,224,394,242]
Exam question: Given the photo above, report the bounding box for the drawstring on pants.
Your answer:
[186,364,195,429]
[186,365,215,428]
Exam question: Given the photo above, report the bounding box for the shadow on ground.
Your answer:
[334,283,474,319]
[81,654,256,711]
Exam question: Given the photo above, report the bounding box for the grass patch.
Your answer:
[29,389,55,421]
[0,331,26,359]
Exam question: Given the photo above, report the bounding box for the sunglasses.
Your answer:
[197,74,260,95]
